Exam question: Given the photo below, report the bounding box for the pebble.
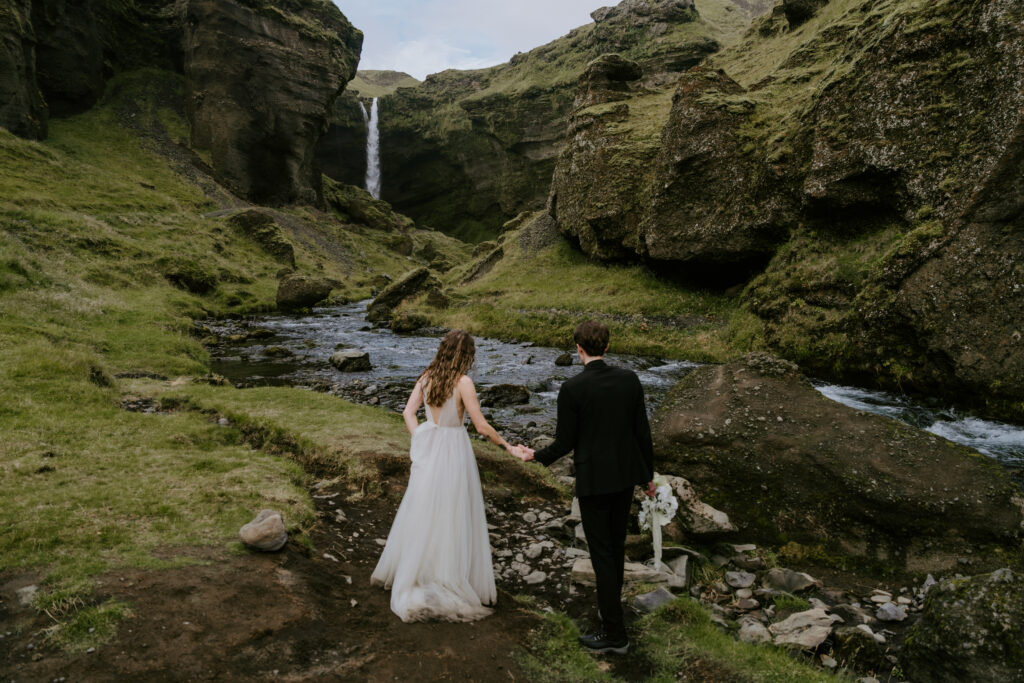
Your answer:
[820,654,838,668]
[725,571,756,589]
[735,588,753,600]
[522,511,538,524]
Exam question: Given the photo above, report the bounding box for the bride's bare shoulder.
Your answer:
[457,375,475,391]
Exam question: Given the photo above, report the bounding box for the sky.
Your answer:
[334,1,606,80]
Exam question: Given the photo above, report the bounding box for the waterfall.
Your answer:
[362,97,381,199]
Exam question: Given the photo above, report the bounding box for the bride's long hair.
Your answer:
[420,330,475,407]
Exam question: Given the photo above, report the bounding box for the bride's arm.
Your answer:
[402,380,424,435]
[458,375,517,454]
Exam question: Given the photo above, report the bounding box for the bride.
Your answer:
[370,330,527,622]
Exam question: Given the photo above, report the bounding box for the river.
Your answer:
[204,301,1024,469]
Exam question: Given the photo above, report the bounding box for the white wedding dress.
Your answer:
[370,387,496,622]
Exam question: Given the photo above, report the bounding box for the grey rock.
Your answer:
[876,602,907,622]
[554,352,573,366]
[725,570,756,588]
[239,509,288,551]
[524,570,547,585]
[737,618,772,644]
[632,587,676,613]
[522,511,538,524]
[763,568,821,593]
[769,608,844,649]
[525,542,545,560]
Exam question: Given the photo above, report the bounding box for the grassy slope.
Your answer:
[0,69,467,648]
[396,215,764,362]
[347,70,421,98]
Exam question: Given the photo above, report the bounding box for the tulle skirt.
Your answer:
[370,423,496,622]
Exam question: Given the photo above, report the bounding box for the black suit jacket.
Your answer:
[534,359,654,497]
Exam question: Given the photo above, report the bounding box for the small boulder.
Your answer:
[366,267,440,323]
[738,618,771,644]
[768,608,843,649]
[632,587,676,613]
[726,571,756,589]
[239,509,288,551]
[875,602,907,622]
[554,352,573,366]
[276,273,333,311]
[664,475,737,535]
[763,568,821,593]
[330,350,372,372]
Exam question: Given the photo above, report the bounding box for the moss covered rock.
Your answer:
[366,267,440,323]
[900,569,1024,682]
[275,273,333,311]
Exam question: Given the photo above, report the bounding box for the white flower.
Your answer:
[638,476,678,531]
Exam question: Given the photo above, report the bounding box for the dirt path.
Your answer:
[1,470,621,682]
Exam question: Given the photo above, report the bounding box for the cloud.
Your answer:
[337,0,602,79]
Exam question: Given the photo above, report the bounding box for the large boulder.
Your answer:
[651,353,1024,568]
[0,1,46,139]
[183,0,362,204]
[642,67,794,271]
[276,273,333,311]
[900,569,1024,682]
[366,267,440,323]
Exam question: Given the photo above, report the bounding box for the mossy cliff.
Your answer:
[546,0,1024,419]
[0,0,362,205]
[317,0,776,242]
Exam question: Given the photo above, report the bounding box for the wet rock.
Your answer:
[390,311,428,334]
[239,509,288,551]
[632,587,676,613]
[762,568,820,593]
[330,350,371,372]
[263,346,293,358]
[900,568,1024,682]
[479,384,530,407]
[768,608,843,649]
[554,353,573,366]
[276,273,334,311]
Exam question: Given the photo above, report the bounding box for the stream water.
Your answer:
[205,301,1024,469]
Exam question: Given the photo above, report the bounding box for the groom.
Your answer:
[522,321,654,655]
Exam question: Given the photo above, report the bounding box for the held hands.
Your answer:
[643,481,657,497]
[507,444,535,462]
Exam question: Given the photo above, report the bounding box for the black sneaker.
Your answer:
[579,631,629,655]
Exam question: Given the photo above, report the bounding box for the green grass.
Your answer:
[0,68,473,652]
[398,216,765,361]
[518,599,836,682]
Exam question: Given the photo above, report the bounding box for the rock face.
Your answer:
[651,353,1024,567]
[900,569,1024,682]
[0,1,46,139]
[276,273,333,311]
[547,0,1024,416]
[239,509,288,551]
[31,0,104,118]
[183,0,362,204]
[317,0,753,241]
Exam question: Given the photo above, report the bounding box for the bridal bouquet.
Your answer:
[639,474,678,571]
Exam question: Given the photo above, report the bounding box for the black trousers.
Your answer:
[578,487,634,640]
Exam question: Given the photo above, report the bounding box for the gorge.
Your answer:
[1,0,1022,680]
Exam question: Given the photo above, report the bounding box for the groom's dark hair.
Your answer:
[574,321,609,357]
